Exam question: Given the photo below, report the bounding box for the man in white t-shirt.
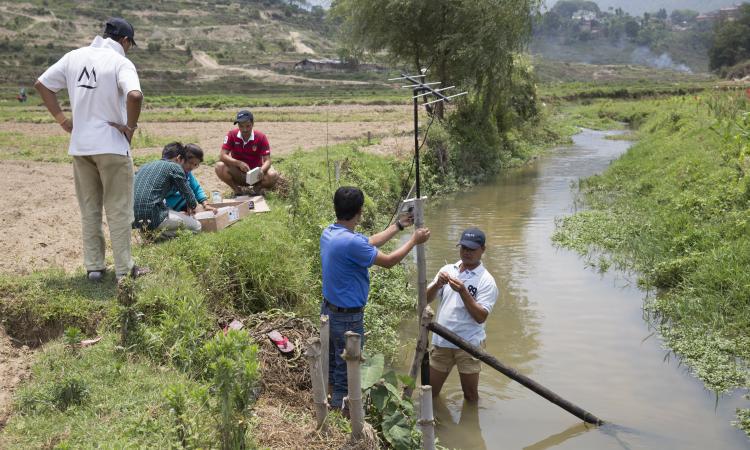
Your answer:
[34,17,148,282]
[426,227,498,402]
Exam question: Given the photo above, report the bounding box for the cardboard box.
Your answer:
[207,200,253,219]
[195,208,232,232]
[226,195,271,213]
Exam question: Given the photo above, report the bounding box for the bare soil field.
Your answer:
[0,105,414,275]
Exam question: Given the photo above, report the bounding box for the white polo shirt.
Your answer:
[431,260,499,349]
[37,36,141,156]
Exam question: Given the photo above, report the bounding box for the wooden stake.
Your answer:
[427,322,604,425]
[418,385,436,450]
[405,306,434,398]
[304,337,328,430]
[320,314,330,389]
[342,331,364,440]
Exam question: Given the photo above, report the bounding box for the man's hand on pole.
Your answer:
[412,227,430,245]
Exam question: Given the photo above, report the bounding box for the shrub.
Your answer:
[201,329,259,450]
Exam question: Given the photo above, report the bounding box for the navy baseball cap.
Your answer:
[104,18,136,46]
[458,227,486,249]
[234,110,254,124]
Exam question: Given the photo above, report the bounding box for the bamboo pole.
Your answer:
[405,306,434,398]
[342,331,365,440]
[304,337,328,430]
[320,314,330,389]
[418,385,436,450]
[427,322,604,425]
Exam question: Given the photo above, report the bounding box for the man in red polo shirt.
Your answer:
[215,110,279,195]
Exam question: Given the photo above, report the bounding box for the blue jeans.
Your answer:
[321,303,364,408]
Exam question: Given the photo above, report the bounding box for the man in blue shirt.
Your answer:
[320,186,430,411]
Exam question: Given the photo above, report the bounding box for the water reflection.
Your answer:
[522,422,590,450]
[434,398,486,450]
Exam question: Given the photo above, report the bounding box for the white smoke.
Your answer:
[631,47,692,73]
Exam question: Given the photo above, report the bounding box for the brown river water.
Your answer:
[396,129,748,449]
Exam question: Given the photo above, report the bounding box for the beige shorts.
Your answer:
[429,344,483,375]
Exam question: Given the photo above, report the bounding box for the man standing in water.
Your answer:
[427,227,498,401]
[321,186,430,412]
[34,17,148,282]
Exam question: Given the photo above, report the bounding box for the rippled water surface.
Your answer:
[398,129,748,450]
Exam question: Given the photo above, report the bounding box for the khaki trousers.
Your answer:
[73,154,135,277]
[157,210,202,238]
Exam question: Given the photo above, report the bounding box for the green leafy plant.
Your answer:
[361,353,421,450]
[63,326,84,347]
[50,376,90,411]
[164,383,212,448]
[201,329,260,450]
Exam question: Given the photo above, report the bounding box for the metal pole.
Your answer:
[414,89,420,198]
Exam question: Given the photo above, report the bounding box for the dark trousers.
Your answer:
[321,303,364,408]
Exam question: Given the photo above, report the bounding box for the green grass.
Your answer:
[0,130,190,163]
[0,96,407,125]
[553,92,750,436]
[0,335,217,449]
[0,140,419,445]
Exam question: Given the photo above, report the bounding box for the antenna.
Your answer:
[396,71,467,199]
[393,70,467,391]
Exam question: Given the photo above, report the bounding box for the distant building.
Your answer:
[571,10,597,22]
[293,58,344,72]
[719,5,742,20]
[697,3,744,22]
[292,58,388,73]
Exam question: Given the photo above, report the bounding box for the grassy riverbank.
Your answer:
[0,141,414,447]
[553,93,750,436]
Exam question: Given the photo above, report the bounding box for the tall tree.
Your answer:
[332,0,543,180]
[709,4,750,72]
[331,0,541,117]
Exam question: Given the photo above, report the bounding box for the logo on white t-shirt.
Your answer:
[76,66,97,89]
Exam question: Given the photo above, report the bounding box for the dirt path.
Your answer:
[289,31,315,55]
[0,326,32,431]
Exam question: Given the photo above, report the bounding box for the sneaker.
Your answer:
[87,270,105,282]
[116,265,151,283]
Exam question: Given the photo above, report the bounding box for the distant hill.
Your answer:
[0,0,378,95]
[544,0,741,15]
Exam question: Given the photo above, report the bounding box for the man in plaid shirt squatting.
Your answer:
[132,143,203,239]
